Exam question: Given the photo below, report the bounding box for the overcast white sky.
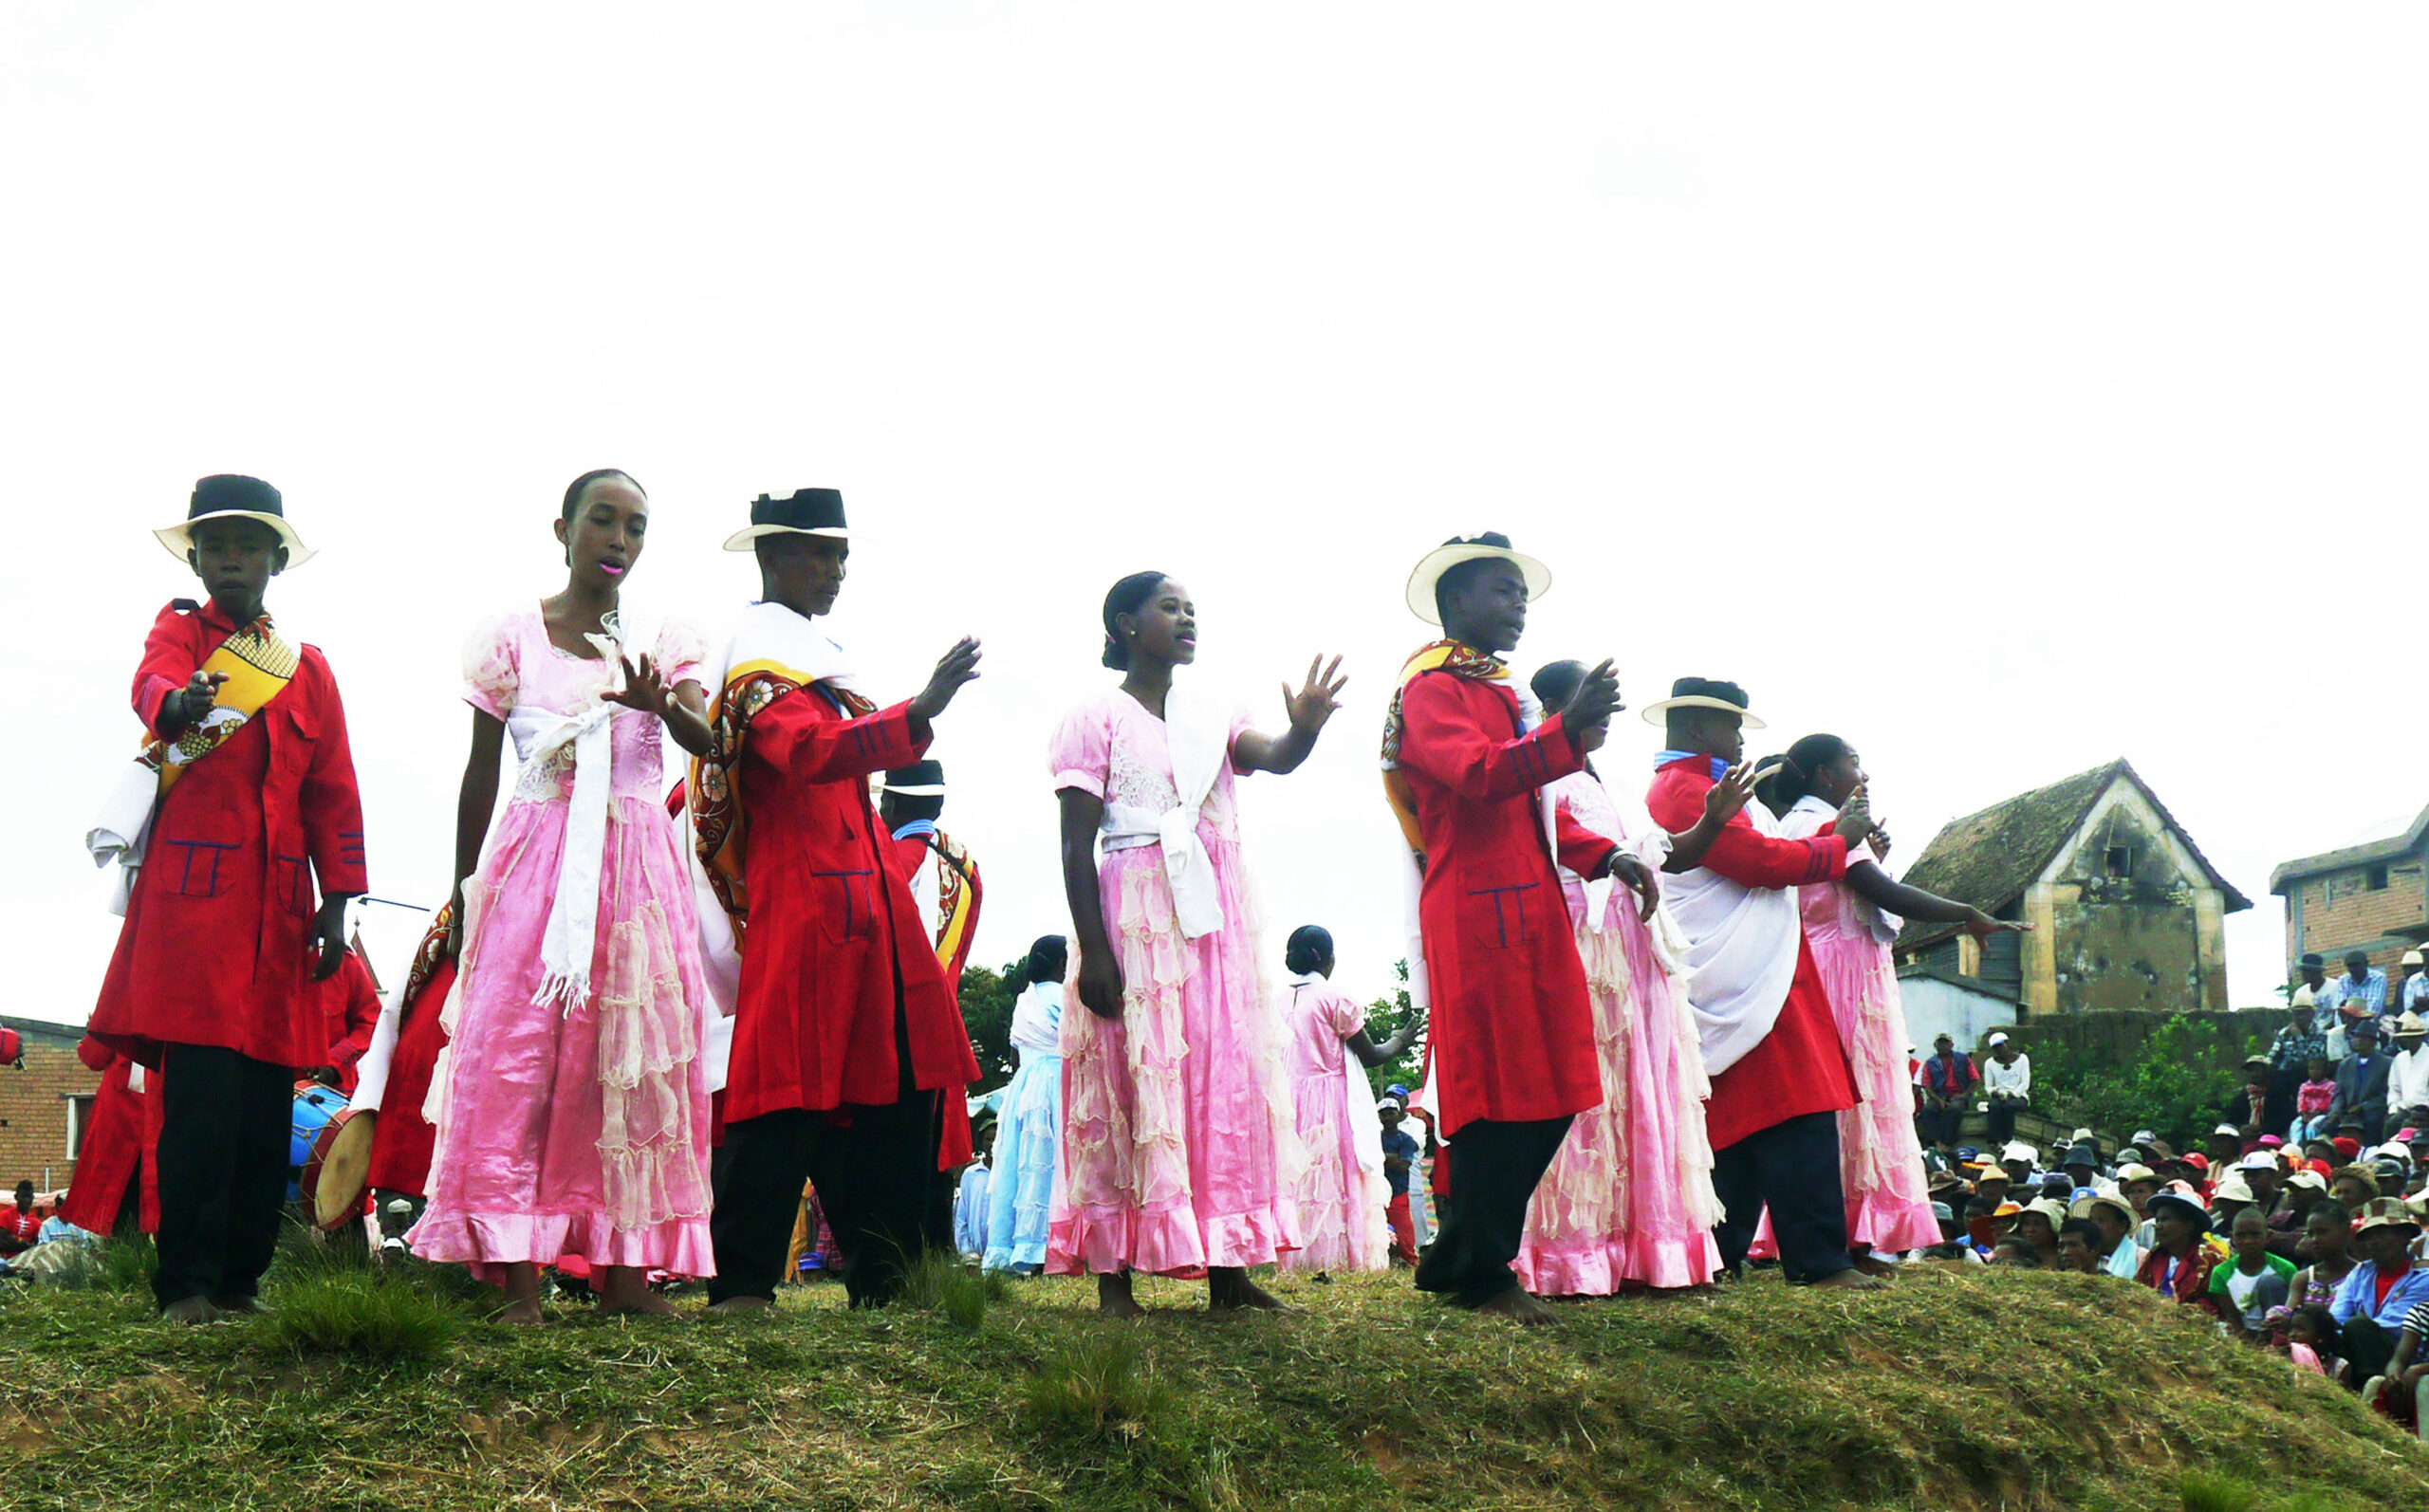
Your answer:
[7,4,2421,1024]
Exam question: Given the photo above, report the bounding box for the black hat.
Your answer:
[1641,676,1766,729]
[883,760,946,797]
[723,489,847,551]
[2301,953,2325,969]
[153,474,314,566]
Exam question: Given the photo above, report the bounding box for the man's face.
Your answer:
[2348,953,2372,981]
[2357,1227,2412,1269]
[2123,1179,2159,1215]
[1670,706,1744,763]
[2354,1032,2379,1058]
[2090,1208,2128,1247]
[1994,1043,2016,1063]
[2153,1208,2197,1250]
[756,534,849,617]
[2056,1232,2095,1272]
[1442,562,1529,655]
[2003,1159,2030,1185]
[2303,965,2327,989]
[1380,1106,1403,1132]
[1934,1037,1954,1058]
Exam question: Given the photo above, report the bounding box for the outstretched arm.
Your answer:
[1845,861,2031,940]
[1233,655,1346,775]
[1344,1010,1423,1069]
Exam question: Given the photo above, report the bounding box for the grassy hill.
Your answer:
[1,1244,2423,1512]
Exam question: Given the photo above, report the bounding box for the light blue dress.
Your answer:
[984,982,1065,1272]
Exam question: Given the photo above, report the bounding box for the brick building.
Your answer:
[0,1016,100,1195]
[1893,759,2249,1027]
[2269,806,2429,988]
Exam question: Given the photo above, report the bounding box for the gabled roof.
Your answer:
[1893,759,2251,951]
[2270,803,2429,895]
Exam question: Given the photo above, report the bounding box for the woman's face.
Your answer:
[2020,1213,2057,1253]
[1122,579,1197,667]
[556,475,647,588]
[2334,1176,2370,1208]
[2307,1210,2348,1261]
[2153,1208,2195,1250]
[2091,1208,2128,1247]
[1815,748,1867,806]
[2289,1315,2320,1349]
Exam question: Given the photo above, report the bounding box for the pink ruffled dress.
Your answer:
[1515,771,1721,1294]
[1778,795,1939,1255]
[409,609,717,1282]
[1046,687,1301,1277]
[1279,975,1389,1274]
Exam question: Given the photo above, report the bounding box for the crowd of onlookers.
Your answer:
[1906,948,2429,1437]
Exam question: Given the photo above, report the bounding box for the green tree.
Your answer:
[959,960,1021,1092]
[1362,959,1427,1100]
[2036,1014,2272,1152]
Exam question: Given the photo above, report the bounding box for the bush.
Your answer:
[258,1269,463,1362]
[1019,1329,1169,1440]
[2039,1015,2272,1151]
[2178,1471,2259,1512]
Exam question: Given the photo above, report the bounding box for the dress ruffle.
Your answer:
[1813,934,1940,1254]
[983,1050,1061,1272]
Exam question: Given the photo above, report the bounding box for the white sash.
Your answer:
[1662,780,1805,1078]
[1100,678,1231,939]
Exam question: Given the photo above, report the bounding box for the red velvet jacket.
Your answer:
[56,1045,163,1236]
[1395,670,1614,1138]
[88,600,369,1069]
[1646,758,1857,1150]
[725,689,980,1122]
[893,829,985,1170]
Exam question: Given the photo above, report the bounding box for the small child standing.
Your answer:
[86,477,367,1323]
[1380,1099,1422,1267]
[2298,1057,2338,1143]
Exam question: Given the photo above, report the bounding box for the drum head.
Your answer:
[310,1109,378,1231]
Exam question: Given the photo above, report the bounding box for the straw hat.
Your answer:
[722,488,848,551]
[153,474,314,568]
[1402,533,1550,625]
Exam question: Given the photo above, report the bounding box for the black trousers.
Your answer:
[2346,1316,2398,1386]
[1984,1100,2020,1146]
[708,1092,937,1306]
[154,1043,292,1308]
[1915,1099,1964,1149]
[1414,1115,1572,1304]
[1712,1109,1853,1283]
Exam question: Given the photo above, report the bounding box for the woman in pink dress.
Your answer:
[1277,925,1422,1275]
[1761,733,2029,1259]
[410,470,718,1321]
[1513,659,1747,1296]
[1048,571,1347,1316]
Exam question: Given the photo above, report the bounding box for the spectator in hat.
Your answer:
[2035,1172,2075,1209]
[2326,950,2390,1022]
[2297,953,2331,1015]
[2333,1165,2381,1210]
[2061,1143,2109,1198]
[2403,950,2429,1013]
[1972,1165,2012,1208]
[2074,1192,2142,1280]
[2206,1124,2245,1171]
[2013,1199,2066,1266]
[2138,1182,2222,1305]
[1999,1142,2038,1189]
[2209,1173,2260,1234]
[1981,1033,2030,1146]
[2329,1023,2394,1146]
[2236,1152,2283,1215]
[2224,1057,2280,1141]
[2388,1014,2429,1133]
[2207,1208,2295,1339]
[2329,1204,2429,1385]
[1915,1032,1976,1151]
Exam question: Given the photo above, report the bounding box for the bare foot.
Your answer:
[495,1298,545,1325]
[704,1296,775,1317]
[1098,1273,1146,1318]
[599,1293,677,1318]
[159,1296,221,1326]
[597,1266,677,1317]
[1805,1268,1889,1291]
[1207,1268,1289,1314]
[1469,1288,1559,1325]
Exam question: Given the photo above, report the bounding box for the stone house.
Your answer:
[2269,806,2429,988]
[0,1016,101,1195]
[1892,759,2250,1044]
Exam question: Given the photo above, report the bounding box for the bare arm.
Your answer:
[1059,788,1122,1019]
[444,708,506,958]
[1232,655,1346,775]
[1344,1012,1423,1069]
[1845,860,2030,938]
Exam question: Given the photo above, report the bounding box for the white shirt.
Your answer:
[2391,1042,2429,1113]
[1985,1053,2032,1099]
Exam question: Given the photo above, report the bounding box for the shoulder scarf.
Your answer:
[86,612,300,913]
[927,827,981,976]
[1008,979,1064,1057]
[1098,678,1232,939]
[1782,793,1899,944]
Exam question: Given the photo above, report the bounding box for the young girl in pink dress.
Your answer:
[410,470,718,1321]
[1762,733,2028,1259]
[1048,571,1347,1316]
[1277,925,1421,1275]
[1513,660,1746,1295]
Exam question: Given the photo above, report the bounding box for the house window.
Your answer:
[2104,845,2133,878]
[65,1095,95,1159]
[2370,864,2390,892]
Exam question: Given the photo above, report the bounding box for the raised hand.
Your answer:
[1832,780,1877,846]
[170,670,229,728]
[1559,659,1622,737]
[1282,655,1347,735]
[1870,823,1893,861]
[909,637,984,724]
[604,652,675,721]
[1704,761,1758,825]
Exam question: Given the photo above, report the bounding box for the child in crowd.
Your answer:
[2288,1305,2346,1381]
[2298,1056,2339,1143]
[410,470,718,1321]
[1380,1099,1424,1266]
[1277,926,1419,1277]
[87,477,367,1324]
[1048,572,1345,1314]
[2208,1209,2294,1338]
[2293,1199,2356,1309]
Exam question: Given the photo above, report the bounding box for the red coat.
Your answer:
[364,955,454,1196]
[726,691,980,1122]
[893,830,985,1171]
[88,600,369,1069]
[1394,670,1613,1138]
[319,951,381,1096]
[1645,759,1858,1151]
[57,1045,163,1236]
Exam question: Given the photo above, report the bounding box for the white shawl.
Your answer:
[1100,677,1232,939]
[1663,782,1805,1078]
[1010,980,1064,1058]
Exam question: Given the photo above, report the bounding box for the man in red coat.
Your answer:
[1642,677,1879,1289]
[693,489,984,1310]
[57,1042,164,1239]
[1383,534,1638,1322]
[84,477,366,1321]
[881,760,985,1244]
[362,906,456,1202]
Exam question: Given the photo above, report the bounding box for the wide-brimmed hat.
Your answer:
[1403,532,1550,625]
[2064,1143,2100,1168]
[2286,1169,2329,1193]
[723,488,848,551]
[153,474,314,568]
[2291,986,2317,1008]
[1639,675,1768,730]
[2001,1141,2038,1165]
[2210,1175,2258,1206]
[2354,1201,2422,1241]
[2114,1162,2160,1187]
[883,760,947,798]
[2395,1012,2428,1037]
[2072,1192,2136,1227]
[2019,1198,2067,1228]
[2147,1183,2212,1230]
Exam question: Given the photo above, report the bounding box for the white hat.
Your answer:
[2373,1141,2413,1164]
[2235,1152,2279,1172]
[2070,1128,2095,1143]
[2404,950,2424,967]
[2213,1123,2243,1139]
[2209,1175,2258,1206]
[2113,1163,2160,1186]
[2286,1169,2329,1193]
[2001,1141,2037,1164]
[2292,986,2317,1008]
[1376,1095,1404,1112]
[1402,533,1550,625]
[1988,1032,2010,1047]
[153,474,315,569]
[1638,677,1770,730]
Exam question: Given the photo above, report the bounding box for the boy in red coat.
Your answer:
[693,489,984,1309]
[881,760,986,1245]
[85,476,366,1321]
[1642,677,1877,1289]
[1382,534,1640,1323]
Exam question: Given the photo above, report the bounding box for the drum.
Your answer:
[304,1109,378,1232]
[289,1083,348,1202]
